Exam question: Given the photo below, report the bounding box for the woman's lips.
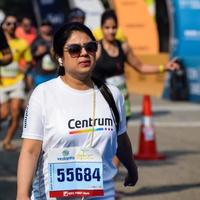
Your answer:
[79,60,91,67]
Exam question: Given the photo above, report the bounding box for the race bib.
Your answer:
[1,62,19,77]
[48,147,104,198]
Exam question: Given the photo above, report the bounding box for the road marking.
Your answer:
[132,104,200,112]
[0,176,16,182]
[128,120,200,127]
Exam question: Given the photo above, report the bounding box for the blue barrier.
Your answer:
[164,0,200,102]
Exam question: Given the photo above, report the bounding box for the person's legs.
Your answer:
[0,101,10,132]
[0,102,10,121]
[2,98,23,150]
[0,89,10,131]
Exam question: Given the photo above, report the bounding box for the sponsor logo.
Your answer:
[75,149,94,160]
[62,149,69,157]
[57,149,75,161]
[23,104,29,128]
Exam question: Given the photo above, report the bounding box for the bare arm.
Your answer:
[95,42,101,60]
[0,48,13,66]
[17,139,42,200]
[116,132,138,186]
[122,42,179,73]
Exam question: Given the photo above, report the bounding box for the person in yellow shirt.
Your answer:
[0,15,32,151]
[93,26,127,42]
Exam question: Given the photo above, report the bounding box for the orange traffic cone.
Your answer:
[134,95,165,160]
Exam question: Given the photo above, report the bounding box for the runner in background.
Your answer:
[92,9,179,166]
[0,26,13,131]
[0,27,12,66]
[15,16,37,46]
[17,22,138,200]
[93,0,126,42]
[65,7,127,42]
[29,20,57,88]
[66,7,86,24]
[0,14,32,151]
[15,16,37,88]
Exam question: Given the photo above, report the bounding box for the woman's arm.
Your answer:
[0,28,13,66]
[0,48,13,66]
[17,139,42,200]
[116,132,138,186]
[122,42,179,74]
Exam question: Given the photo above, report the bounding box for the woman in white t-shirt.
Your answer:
[17,22,138,200]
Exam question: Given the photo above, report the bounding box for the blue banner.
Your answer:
[164,0,200,102]
[33,0,67,31]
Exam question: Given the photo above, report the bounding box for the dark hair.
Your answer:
[67,8,85,22]
[40,20,52,27]
[1,14,17,27]
[53,22,96,75]
[101,9,118,27]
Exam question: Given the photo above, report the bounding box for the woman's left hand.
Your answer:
[124,172,138,187]
[165,57,180,71]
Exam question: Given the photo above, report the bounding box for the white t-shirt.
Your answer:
[22,77,126,200]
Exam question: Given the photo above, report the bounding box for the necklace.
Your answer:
[89,82,96,147]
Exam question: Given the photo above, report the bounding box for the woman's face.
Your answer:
[62,31,96,79]
[102,18,117,42]
[3,16,18,35]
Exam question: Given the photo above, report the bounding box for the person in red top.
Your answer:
[15,16,36,76]
[15,16,36,45]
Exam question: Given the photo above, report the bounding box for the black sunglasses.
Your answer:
[64,41,98,58]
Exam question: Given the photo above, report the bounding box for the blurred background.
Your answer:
[1,0,200,102]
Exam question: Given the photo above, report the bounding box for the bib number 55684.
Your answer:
[57,167,101,182]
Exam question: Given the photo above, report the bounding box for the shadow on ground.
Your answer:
[133,149,200,167]
[117,182,200,197]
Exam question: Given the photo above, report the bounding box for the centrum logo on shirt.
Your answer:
[68,117,114,134]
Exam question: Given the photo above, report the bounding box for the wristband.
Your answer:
[159,64,165,73]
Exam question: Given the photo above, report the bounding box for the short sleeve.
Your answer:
[107,85,127,136]
[22,86,44,141]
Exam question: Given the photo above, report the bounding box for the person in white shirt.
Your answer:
[17,22,138,200]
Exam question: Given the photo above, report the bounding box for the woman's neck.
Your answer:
[5,32,16,40]
[102,39,118,57]
[102,38,116,46]
[61,74,93,90]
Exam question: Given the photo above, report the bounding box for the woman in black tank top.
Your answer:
[93,40,126,81]
[92,9,179,121]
